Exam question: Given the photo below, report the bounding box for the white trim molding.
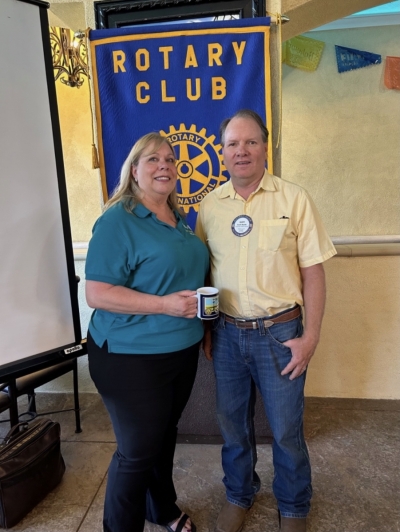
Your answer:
[73,236,400,260]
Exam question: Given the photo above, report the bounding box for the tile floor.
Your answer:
[0,393,399,532]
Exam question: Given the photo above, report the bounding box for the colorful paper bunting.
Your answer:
[282,37,392,87]
[284,36,325,72]
[335,45,381,73]
[384,56,400,90]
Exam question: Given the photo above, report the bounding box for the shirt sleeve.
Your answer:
[85,212,133,286]
[295,190,337,268]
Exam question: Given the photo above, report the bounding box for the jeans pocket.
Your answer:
[266,318,303,348]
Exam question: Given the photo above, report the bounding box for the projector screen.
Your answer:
[0,0,81,379]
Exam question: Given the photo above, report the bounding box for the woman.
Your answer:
[85,133,208,532]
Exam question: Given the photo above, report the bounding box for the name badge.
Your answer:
[231,215,253,237]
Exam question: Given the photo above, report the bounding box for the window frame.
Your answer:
[94,0,265,29]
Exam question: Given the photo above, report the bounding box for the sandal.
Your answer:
[165,513,197,532]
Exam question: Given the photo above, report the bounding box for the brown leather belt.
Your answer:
[224,306,301,330]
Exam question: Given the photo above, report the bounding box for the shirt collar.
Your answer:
[259,170,278,192]
[217,170,277,199]
[132,203,152,218]
[132,202,180,222]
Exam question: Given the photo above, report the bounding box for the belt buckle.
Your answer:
[234,318,255,329]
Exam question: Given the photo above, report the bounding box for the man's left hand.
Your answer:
[281,335,318,380]
[281,263,326,380]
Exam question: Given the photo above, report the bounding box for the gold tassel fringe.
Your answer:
[85,29,100,170]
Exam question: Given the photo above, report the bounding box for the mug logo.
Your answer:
[160,123,228,213]
[202,296,219,317]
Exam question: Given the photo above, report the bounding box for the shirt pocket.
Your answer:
[259,219,289,252]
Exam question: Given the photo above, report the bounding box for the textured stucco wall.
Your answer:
[281,25,400,399]
[55,79,101,242]
[40,23,400,401]
[282,26,400,236]
[310,256,400,399]
[41,254,400,400]
[49,1,101,242]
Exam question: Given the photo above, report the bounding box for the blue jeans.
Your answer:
[212,312,312,518]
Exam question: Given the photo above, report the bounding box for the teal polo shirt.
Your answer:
[85,202,209,354]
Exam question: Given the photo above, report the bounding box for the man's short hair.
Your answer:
[219,109,269,146]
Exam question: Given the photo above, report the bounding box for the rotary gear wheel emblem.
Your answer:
[159,123,227,213]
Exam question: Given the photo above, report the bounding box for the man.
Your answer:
[195,109,336,532]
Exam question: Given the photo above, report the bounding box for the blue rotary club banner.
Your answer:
[90,18,272,229]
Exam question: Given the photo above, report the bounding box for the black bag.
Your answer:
[0,418,65,528]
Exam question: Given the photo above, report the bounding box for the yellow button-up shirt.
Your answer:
[195,171,337,318]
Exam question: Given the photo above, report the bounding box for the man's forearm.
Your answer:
[300,263,326,345]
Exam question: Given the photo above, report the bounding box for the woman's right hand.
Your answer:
[162,290,198,318]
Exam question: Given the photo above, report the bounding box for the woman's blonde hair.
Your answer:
[104,132,179,213]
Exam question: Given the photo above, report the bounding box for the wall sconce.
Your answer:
[49,27,89,88]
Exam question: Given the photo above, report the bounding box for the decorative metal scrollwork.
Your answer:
[49,27,89,88]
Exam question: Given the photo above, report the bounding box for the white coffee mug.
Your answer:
[195,287,219,320]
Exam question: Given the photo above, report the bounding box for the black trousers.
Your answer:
[87,332,200,532]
